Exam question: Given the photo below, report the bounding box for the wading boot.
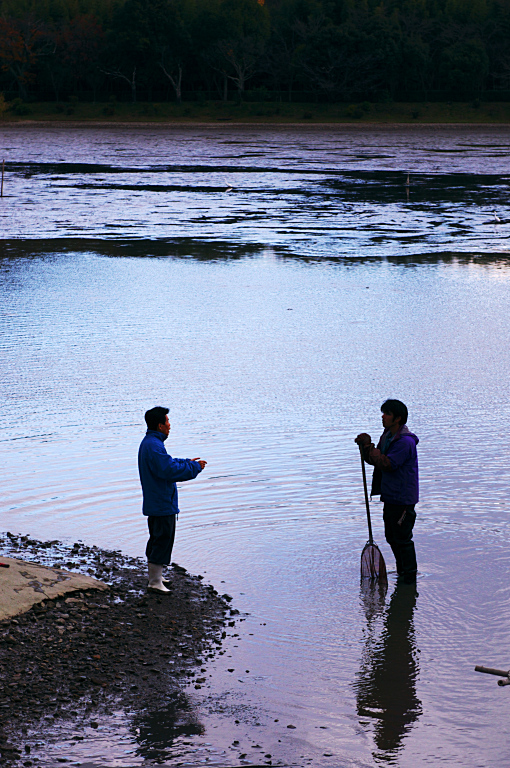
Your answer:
[147,562,170,593]
[398,572,417,585]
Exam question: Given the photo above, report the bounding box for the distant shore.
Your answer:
[3,100,510,126]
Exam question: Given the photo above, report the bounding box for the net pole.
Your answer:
[359,445,374,544]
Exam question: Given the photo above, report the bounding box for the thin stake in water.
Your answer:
[1,159,4,197]
[359,445,387,582]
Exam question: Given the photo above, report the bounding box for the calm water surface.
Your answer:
[1,125,510,767]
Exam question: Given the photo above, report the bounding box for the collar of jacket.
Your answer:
[385,425,407,443]
[146,429,167,442]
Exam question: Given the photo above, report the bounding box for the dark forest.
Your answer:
[1,0,509,105]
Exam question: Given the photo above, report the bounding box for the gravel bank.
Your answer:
[0,533,234,766]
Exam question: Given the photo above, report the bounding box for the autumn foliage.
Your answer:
[0,17,46,97]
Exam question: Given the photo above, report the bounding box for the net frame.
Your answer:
[361,540,388,582]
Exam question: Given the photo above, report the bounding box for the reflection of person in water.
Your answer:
[132,690,204,762]
[355,583,422,758]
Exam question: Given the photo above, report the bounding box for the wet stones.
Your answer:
[0,533,233,767]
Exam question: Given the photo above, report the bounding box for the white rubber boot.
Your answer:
[147,562,170,593]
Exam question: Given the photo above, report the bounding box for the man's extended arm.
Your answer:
[149,442,204,482]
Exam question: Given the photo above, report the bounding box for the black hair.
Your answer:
[381,399,408,425]
[144,406,169,431]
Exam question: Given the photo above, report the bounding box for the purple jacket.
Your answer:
[367,425,419,506]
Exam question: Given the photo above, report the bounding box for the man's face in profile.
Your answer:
[158,415,171,437]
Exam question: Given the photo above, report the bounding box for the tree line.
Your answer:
[0,0,509,104]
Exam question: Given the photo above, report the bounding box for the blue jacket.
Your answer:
[138,430,202,517]
[369,425,419,506]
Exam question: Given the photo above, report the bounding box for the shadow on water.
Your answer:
[130,691,204,762]
[1,238,510,267]
[0,238,283,261]
[324,171,510,205]
[7,161,510,201]
[354,582,422,763]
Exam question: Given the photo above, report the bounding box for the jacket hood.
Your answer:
[397,424,419,445]
[381,424,419,446]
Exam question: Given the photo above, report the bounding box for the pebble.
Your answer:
[0,533,232,765]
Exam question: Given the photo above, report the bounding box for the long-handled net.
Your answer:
[359,446,387,582]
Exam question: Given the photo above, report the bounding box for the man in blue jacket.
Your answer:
[355,399,419,584]
[138,406,206,593]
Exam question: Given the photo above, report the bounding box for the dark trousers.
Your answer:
[383,503,417,579]
[145,515,176,566]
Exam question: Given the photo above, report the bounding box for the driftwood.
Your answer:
[475,665,510,686]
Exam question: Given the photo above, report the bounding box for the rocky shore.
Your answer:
[0,533,235,766]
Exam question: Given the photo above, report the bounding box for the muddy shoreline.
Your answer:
[0,533,236,766]
[4,119,510,128]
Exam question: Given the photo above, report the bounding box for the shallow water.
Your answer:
[1,125,510,766]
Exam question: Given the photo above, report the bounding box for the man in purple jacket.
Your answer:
[355,399,419,584]
[138,406,206,593]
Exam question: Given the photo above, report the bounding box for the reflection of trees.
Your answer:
[355,582,421,760]
[131,690,204,762]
